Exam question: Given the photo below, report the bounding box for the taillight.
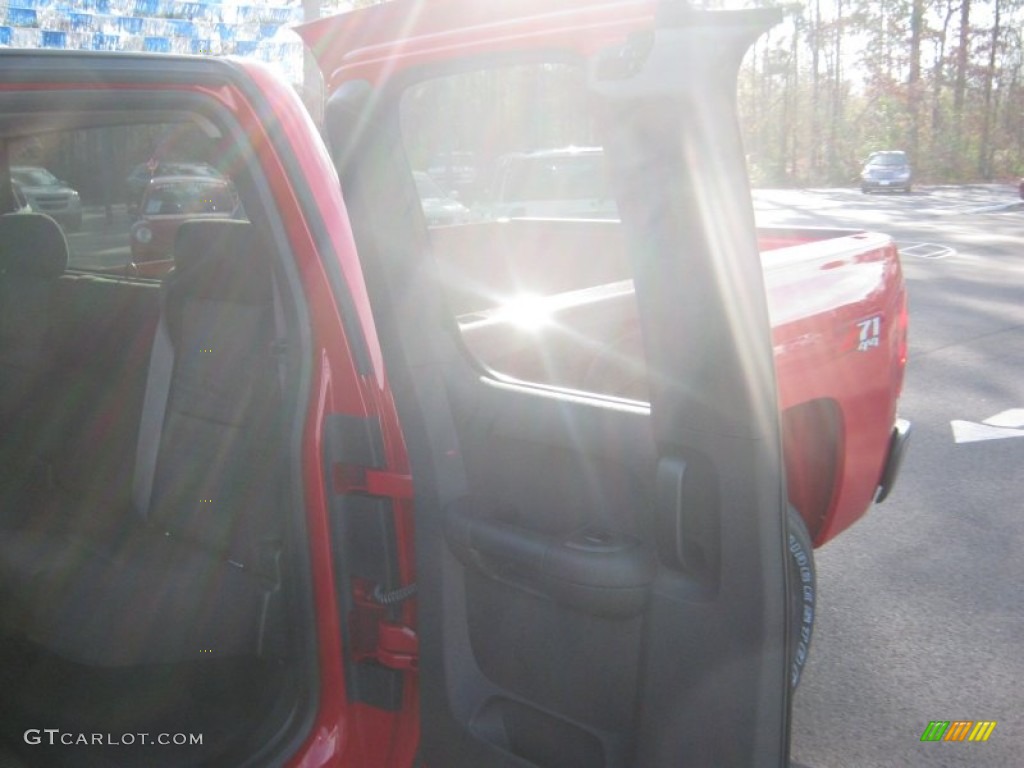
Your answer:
[895,288,909,395]
[898,294,909,366]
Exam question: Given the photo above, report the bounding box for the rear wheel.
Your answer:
[787,505,815,690]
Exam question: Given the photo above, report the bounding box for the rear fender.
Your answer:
[781,398,842,541]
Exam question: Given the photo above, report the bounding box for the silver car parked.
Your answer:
[11,166,83,230]
[860,150,912,194]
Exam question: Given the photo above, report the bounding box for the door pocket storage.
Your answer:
[471,696,607,768]
[445,498,656,618]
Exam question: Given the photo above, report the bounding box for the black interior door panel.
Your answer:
[434,390,657,767]
[326,7,791,764]
[445,496,657,619]
[430,382,662,765]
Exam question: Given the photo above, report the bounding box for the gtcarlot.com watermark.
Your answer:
[24,729,202,747]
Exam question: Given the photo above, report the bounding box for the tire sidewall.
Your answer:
[787,507,816,690]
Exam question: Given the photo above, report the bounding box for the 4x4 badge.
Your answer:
[856,315,882,352]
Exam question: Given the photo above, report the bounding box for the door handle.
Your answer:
[655,455,719,582]
[445,498,656,618]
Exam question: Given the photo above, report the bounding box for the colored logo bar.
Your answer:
[920,721,997,742]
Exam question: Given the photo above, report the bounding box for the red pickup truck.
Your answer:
[443,219,910,545]
[0,1,908,766]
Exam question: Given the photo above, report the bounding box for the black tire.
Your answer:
[787,506,816,690]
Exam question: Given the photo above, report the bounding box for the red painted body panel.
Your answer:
[298,0,657,91]
[763,230,907,543]
[225,62,421,768]
[441,222,907,546]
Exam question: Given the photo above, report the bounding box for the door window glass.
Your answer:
[400,63,647,400]
[7,122,245,276]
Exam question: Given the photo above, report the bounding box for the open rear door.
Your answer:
[304,1,790,765]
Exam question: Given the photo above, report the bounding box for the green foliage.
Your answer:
[738,0,1024,186]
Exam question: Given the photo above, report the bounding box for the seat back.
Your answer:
[0,213,68,427]
[46,275,160,508]
[147,219,281,564]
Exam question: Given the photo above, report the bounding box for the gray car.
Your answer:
[860,150,912,193]
[11,166,83,229]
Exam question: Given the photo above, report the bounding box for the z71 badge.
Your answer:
[856,315,883,352]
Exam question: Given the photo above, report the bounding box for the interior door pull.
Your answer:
[655,455,719,581]
[445,498,656,618]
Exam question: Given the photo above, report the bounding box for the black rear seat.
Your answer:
[0,214,68,522]
[44,273,160,516]
[0,219,283,666]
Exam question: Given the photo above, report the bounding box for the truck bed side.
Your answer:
[439,220,908,545]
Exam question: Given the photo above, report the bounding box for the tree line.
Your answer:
[735,0,1024,186]
[326,0,1022,186]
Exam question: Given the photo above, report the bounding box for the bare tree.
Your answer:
[978,0,1001,177]
[909,0,924,161]
[828,0,845,180]
[952,0,971,173]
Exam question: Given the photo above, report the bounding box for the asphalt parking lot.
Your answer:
[754,184,1024,767]
[63,206,136,271]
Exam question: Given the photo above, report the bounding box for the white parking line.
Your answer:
[952,409,1024,444]
[960,201,1024,215]
[898,242,956,259]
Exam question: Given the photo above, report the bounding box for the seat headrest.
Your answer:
[0,213,69,278]
[172,219,271,304]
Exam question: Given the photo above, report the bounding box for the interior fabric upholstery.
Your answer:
[0,276,159,604]
[26,528,267,666]
[0,212,69,278]
[149,222,280,562]
[0,219,282,667]
[44,275,160,508]
[0,214,68,425]
[0,213,69,524]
